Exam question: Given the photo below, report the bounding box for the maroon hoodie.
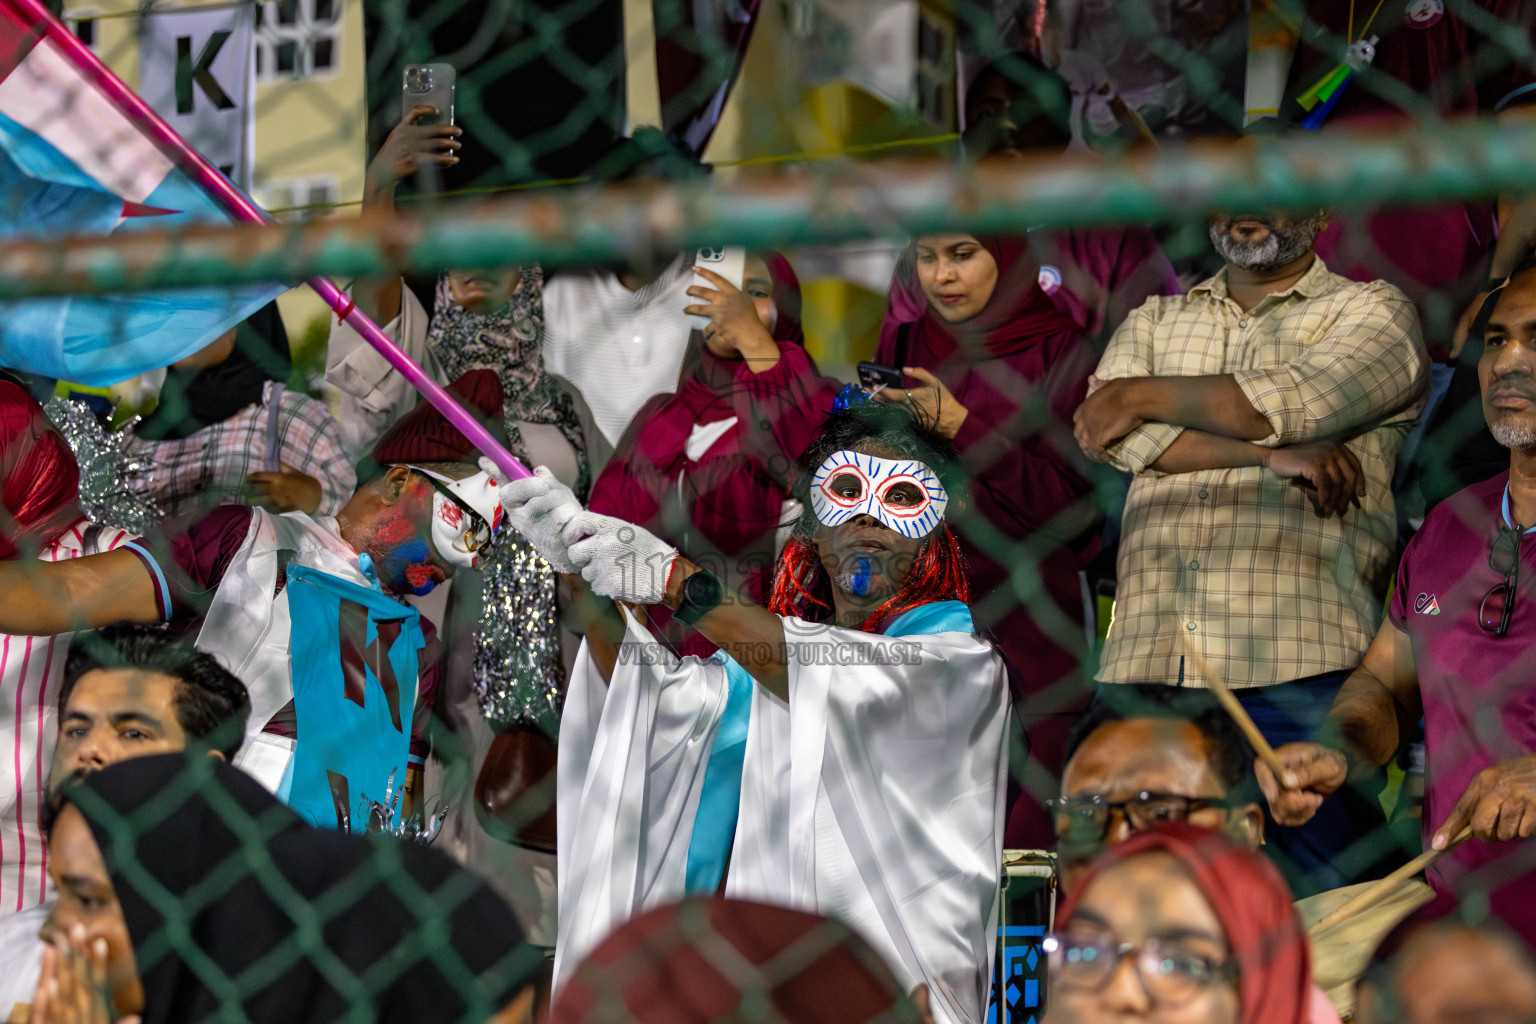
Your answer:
[589,254,842,657]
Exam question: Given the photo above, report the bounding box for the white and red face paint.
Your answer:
[409,466,505,570]
[808,450,948,539]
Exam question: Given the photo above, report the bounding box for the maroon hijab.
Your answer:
[1059,824,1312,1024]
[760,250,805,347]
[651,248,816,469]
[892,235,1081,360]
[587,251,841,656]
[681,249,805,394]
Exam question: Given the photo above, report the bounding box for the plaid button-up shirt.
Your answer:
[127,381,357,520]
[1095,258,1429,688]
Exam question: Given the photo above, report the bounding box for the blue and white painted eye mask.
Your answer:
[809,450,949,539]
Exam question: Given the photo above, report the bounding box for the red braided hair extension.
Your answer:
[862,526,970,630]
[766,527,971,631]
[766,535,833,619]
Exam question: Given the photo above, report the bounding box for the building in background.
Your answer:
[55,0,967,381]
[698,0,960,374]
[60,0,367,377]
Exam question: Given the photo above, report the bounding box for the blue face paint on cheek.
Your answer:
[373,537,439,596]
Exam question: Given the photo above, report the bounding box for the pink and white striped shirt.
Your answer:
[0,519,135,914]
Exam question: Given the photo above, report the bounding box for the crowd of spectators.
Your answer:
[0,4,1535,1024]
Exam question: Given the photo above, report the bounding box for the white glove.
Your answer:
[484,459,582,573]
[562,511,678,605]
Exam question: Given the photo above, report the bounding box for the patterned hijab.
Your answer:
[424,266,591,502]
[425,268,563,425]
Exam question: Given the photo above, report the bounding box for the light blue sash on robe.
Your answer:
[681,599,975,892]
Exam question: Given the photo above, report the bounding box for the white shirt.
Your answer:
[0,522,134,915]
[554,607,1010,1024]
[542,257,696,446]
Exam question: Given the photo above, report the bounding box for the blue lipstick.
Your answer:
[850,553,872,596]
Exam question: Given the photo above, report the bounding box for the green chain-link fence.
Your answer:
[5,0,1536,1022]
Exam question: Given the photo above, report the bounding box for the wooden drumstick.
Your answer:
[1309,827,1474,935]
[1107,93,1158,149]
[1178,636,1289,783]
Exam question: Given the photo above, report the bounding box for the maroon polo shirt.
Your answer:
[1391,471,1536,942]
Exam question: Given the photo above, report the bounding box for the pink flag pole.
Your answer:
[15,0,532,481]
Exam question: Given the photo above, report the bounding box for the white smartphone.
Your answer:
[402,62,456,126]
[687,246,747,331]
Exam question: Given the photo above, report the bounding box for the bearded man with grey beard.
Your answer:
[1072,208,1429,897]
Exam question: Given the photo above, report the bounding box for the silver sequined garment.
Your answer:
[44,397,160,535]
[470,535,563,723]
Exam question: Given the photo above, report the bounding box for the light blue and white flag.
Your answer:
[0,4,282,386]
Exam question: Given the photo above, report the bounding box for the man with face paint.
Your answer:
[1073,209,1429,894]
[0,456,509,833]
[503,402,1010,1024]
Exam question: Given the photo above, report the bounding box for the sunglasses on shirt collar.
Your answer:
[1481,522,1526,637]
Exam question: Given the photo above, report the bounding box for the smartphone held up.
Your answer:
[399,62,458,194]
[686,246,746,332]
[403,63,456,125]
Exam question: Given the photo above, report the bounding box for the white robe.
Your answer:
[554,607,1009,1024]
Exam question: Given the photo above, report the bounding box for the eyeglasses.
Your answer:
[1045,931,1237,1006]
[412,469,494,557]
[1479,523,1526,637]
[1047,792,1232,845]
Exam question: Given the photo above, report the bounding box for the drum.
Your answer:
[989,850,1058,1024]
[1295,878,1435,1020]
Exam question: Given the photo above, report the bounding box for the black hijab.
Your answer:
[135,303,292,441]
[60,753,536,1024]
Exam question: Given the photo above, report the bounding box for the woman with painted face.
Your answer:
[168,459,505,831]
[0,455,508,836]
[876,233,1102,850]
[505,402,1011,1024]
[587,252,841,658]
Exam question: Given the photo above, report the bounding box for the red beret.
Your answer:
[371,369,505,464]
